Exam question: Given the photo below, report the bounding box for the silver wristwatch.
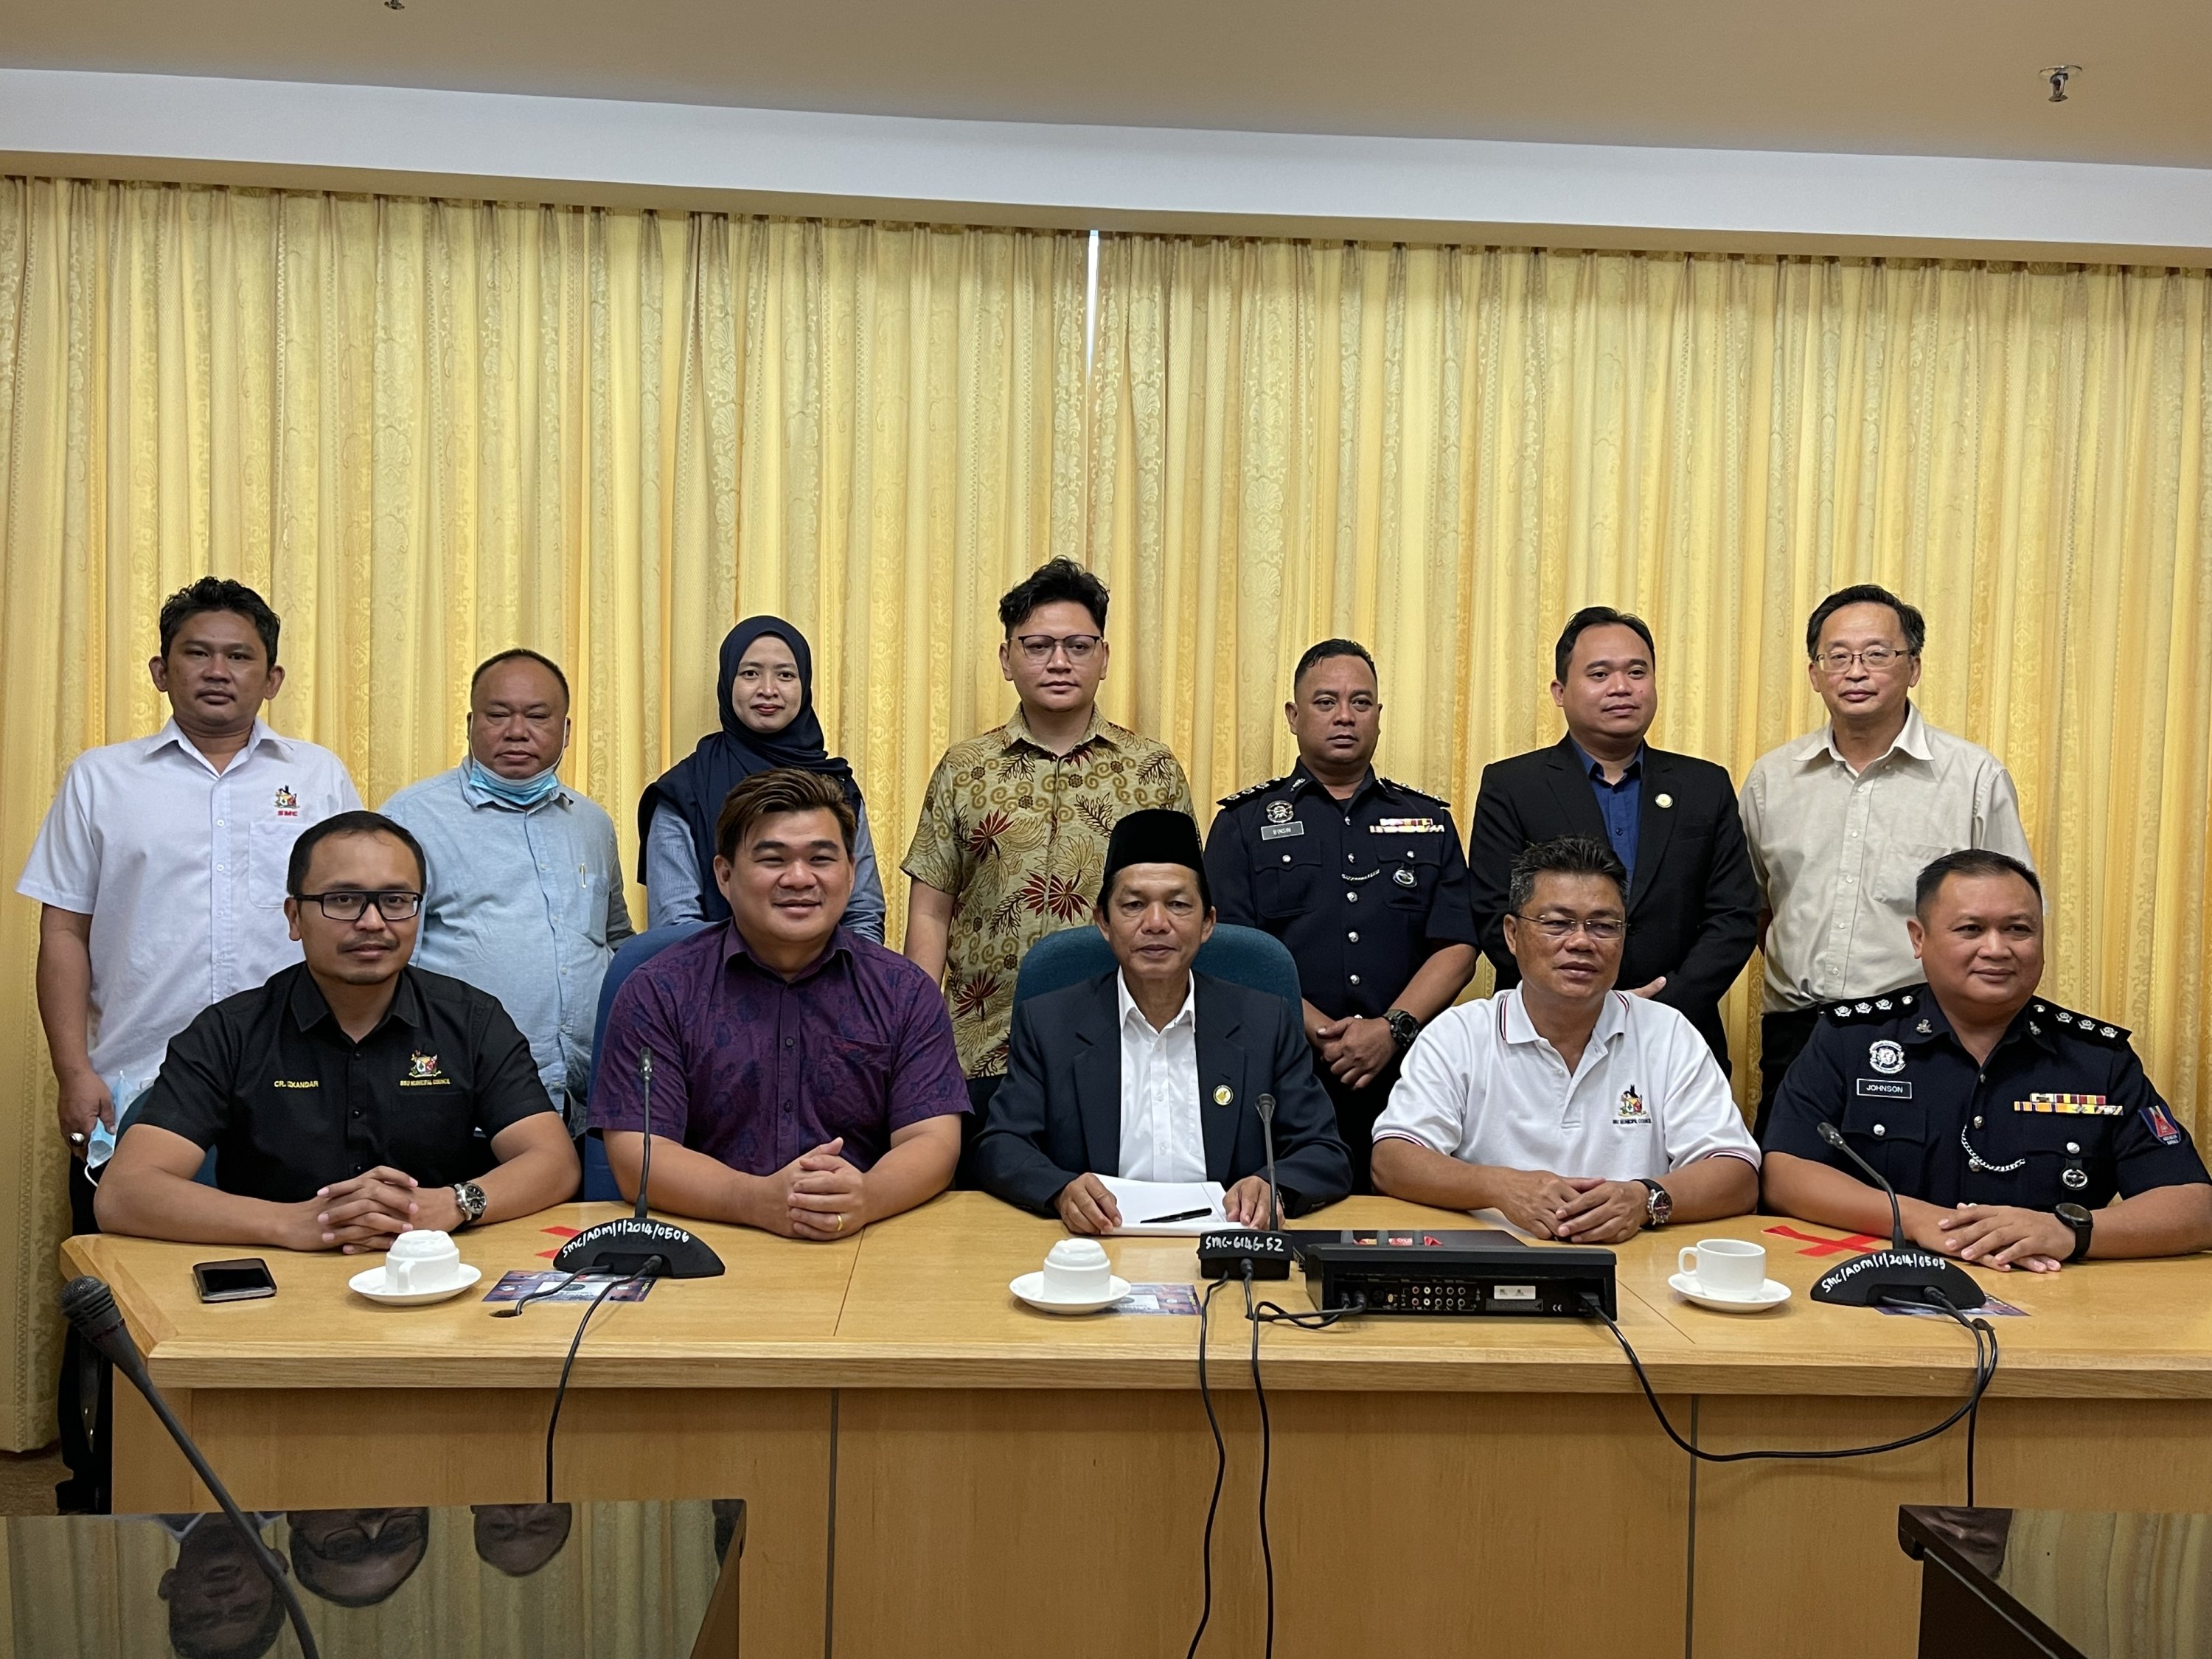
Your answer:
[1636,1178,1672,1228]
[452,1181,488,1228]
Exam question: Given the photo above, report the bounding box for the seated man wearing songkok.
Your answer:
[591,768,967,1238]
[1763,849,2212,1270]
[95,813,579,1249]
[1371,835,1759,1239]
[972,809,1353,1234]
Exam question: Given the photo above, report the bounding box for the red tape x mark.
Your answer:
[537,1224,581,1260]
[1763,1225,1885,1257]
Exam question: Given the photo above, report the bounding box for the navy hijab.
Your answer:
[638,617,863,923]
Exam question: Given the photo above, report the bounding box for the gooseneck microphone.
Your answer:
[1256,1092,1282,1234]
[1198,1089,1293,1281]
[555,1046,726,1279]
[1806,1121,1981,1310]
[60,1277,324,1659]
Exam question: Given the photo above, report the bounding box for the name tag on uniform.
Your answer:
[2016,1093,2118,1115]
[1372,818,1445,834]
[1857,1079,1912,1099]
[1260,822,1306,841]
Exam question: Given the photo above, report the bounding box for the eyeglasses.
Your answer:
[298,1509,428,1564]
[1012,633,1102,664]
[296,890,424,922]
[1510,911,1627,942]
[1815,645,1912,675]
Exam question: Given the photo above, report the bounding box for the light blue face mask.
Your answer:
[86,1118,118,1173]
[465,756,563,810]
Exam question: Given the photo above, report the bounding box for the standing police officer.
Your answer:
[1205,640,1480,1191]
[1763,849,2212,1269]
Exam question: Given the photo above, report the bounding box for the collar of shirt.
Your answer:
[1001,704,1112,757]
[1899,984,2059,1059]
[720,919,856,987]
[1498,984,1631,1064]
[144,716,291,776]
[1287,758,1397,809]
[455,763,571,814]
[286,964,428,1042]
[1117,968,1197,1038]
[1568,737,1644,785]
[1795,700,1935,772]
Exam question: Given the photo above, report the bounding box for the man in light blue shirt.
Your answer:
[384,649,633,1134]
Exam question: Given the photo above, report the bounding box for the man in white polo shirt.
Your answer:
[1371,835,1758,1242]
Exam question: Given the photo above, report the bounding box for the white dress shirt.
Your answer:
[16,719,361,1096]
[1739,703,2033,1012]
[1115,971,1207,1182]
[1373,987,1759,1182]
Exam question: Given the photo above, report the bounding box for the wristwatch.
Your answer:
[451,1181,488,1229]
[1636,1178,1672,1228]
[2055,1202,2093,1263]
[1382,1009,1421,1052]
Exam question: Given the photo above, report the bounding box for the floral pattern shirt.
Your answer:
[902,707,1194,1077]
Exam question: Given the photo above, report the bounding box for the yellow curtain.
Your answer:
[1091,235,2212,1116]
[0,176,1088,1449]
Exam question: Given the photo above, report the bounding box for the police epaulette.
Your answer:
[2028,999,2131,1044]
[1217,774,1293,808]
[1378,776,1447,805]
[1826,990,1919,1023]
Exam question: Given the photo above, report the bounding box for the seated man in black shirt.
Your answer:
[1762,849,2212,1270]
[96,811,578,1249]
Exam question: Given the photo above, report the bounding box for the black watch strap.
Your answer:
[2056,1204,2093,1263]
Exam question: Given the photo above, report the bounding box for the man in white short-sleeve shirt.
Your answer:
[19,579,360,1206]
[1371,835,1758,1242]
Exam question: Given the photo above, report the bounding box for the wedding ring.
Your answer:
[833,1214,845,1231]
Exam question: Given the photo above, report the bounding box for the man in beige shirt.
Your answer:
[1739,584,2031,1135]
[902,558,1194,1148]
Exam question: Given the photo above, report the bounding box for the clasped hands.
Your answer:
[288,1166,458,1253]
[1056,1172,1273,1237]
[1310,1015,1398,1092]
[1912,1203,2070,1273]
[1489,1169,1651,1243]
[749,1137,872,1241]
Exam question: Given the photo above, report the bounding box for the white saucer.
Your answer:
[348,1263,481,1306]
[1669,1272,1790,1313]
[1010,1271,1131,1316]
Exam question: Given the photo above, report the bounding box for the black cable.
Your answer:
[1185,1278,1228,1659]
[1242,1265,1275,1659]
[1248,1293,1367,1329]
[494,1270,581,1319]
[1585,1291,1998,1472]
[543,1260,659,1503]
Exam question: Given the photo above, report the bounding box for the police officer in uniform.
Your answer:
[1764,849,2212,1270]
[1205,640,1480,1191]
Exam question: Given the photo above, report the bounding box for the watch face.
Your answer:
[2056,1203,2090,1225]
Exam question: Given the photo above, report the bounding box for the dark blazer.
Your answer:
[972,970,1353,1217]
[1467,737,1759,1068]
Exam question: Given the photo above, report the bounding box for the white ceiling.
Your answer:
[3,0,2208,168]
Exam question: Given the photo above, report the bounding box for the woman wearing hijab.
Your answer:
[639,617,888,939]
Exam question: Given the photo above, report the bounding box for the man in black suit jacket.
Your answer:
[973,810,1352,1232]
[1467,608,1759,1070]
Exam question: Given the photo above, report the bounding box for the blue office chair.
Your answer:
[581,921,709,1200]
[1012,922,1303,1015]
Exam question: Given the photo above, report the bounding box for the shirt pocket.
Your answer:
[812,1037,894,1148]
[2012,1113,2112,1203]
[579,868,612,947]
[1839,1093,1927,1189]
[248,818,307,907]
[1874,841,1952,911]
[1257,846,1326,920]
[1384,841,1444,909]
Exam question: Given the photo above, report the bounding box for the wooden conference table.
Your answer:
[62,1195,2212,1659]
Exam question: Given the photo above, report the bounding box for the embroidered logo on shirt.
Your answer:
[2016,1093,2120,1116]
[2142,1103,2185,1147]
[271,1079,319,1091]
[400,1051,449,1087]
[1867,1040,1906,1075]
[273,785,299,818]
[1615,1085,1648,1123]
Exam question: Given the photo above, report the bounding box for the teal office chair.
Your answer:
[1012,922,1303,1015]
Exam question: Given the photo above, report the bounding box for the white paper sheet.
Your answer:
[1096,1176,1248,1237]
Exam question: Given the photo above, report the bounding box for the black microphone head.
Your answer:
[1817,1121,1846,1149]
[639,1046,653,1082]
[60,1275,119,1334]
[1257,1092,1276,1124]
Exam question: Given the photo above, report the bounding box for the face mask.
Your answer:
[465,756,562,810]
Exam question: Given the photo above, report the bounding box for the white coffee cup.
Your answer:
[383,1230,463,1294]
[1040,1238,1114,1302]
[1677,1237,1766,1299]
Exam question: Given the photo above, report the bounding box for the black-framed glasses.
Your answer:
[296,1508,428,1563]
[1509,911,1627,942]
[296,890,423,922]
[1012,632,1102,664]
[1815,645,1913,675]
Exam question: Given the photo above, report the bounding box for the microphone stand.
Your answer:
[60,1278,323,1659]
[1807,1121,1981,1309]
[1198,1091,1292,1281]
[555,1046,725,1279]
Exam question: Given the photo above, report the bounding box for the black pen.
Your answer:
[1137,1206,1214,1225]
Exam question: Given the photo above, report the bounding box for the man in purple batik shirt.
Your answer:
[591,768,967,1239]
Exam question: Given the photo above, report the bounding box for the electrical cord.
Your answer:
[1184,1278,1228,1659]
[543,1259,661,1503]
[1585,1290,1998,1499]
[1246,1293,1367,1329]
[1242,1264,1276,1659]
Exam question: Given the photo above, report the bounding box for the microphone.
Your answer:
[1257,1092,1282,1233]
[1197,1089,1293,1281]
[60,1277,324,1659]
[1806,1121,1981,1310]
[555,1045,725,1279]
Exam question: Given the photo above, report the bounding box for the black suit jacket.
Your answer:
[1467,737,1759,1067]
[971,970,1353,1217]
